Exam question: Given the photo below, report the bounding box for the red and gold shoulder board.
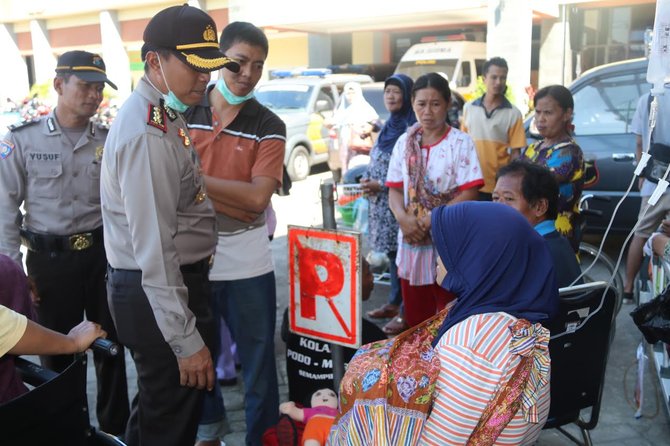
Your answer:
[147,103,167,133]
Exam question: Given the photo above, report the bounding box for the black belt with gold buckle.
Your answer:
[20,227,103,253]
[69,233,94,250]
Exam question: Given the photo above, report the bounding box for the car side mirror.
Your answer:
[315,99,332,114]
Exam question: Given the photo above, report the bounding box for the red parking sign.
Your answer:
[287,226,361,348]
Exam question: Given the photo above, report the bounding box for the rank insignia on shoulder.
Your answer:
[8,118,39,132]
[178,128,191,147]
[47,117,56,133]
[165,106,178,122]
[0,140,14,159]
[147,103,167,133]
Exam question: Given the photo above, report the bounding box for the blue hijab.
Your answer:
[431,202,559,347]
[376,74,416,154]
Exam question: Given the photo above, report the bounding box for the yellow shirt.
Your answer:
[0,305,27,357]
[462,95,526,193]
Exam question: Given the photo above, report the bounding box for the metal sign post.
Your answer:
[321,179,344,389]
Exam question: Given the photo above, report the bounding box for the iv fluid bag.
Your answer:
[648,0,670,93]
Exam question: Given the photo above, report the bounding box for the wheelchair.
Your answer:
[543,281,618,446]
[0,340,126,446]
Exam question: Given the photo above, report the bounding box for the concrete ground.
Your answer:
[85,167,670,445]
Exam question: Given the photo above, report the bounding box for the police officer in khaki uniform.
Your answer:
[100,5,239,445]
[0,51,129,435]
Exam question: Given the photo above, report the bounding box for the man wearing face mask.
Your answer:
[185,21,285,446]
[100,5,240,445]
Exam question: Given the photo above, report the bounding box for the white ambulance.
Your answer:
[395,39,487,101]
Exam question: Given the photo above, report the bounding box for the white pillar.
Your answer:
[29,19,55,86]
[0,23,29,103]
[100,11,131,101]
[308,34,332,68]
[539,15,573,88]
[486,0,533,115]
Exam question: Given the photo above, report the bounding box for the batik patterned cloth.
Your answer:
[327,307,449,445]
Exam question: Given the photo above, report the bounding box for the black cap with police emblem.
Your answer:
[55,51,118,90]
[142,4,240,74]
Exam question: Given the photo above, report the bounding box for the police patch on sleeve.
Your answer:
[0,140,14,159]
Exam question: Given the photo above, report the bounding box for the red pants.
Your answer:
[400,279,455,327]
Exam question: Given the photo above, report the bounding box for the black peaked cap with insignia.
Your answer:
[55,51,118,90]
[142,4,240,74]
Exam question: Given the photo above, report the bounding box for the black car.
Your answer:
[526,58,651,234]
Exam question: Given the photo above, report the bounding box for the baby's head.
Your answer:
[310,388,337,409]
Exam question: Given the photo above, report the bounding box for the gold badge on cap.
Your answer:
[203,24,216,42]
[178,128,191,147]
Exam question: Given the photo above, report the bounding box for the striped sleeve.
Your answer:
[419,313,550,445]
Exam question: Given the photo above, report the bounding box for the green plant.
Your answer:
[28,81,51,100]
[474,76,516,104]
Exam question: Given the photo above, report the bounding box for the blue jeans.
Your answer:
[200,271,279,446]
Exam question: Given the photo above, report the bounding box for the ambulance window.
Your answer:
[475,59,486,77]
[460,62,471,87]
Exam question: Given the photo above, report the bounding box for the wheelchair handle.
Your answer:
[92,338,120,356]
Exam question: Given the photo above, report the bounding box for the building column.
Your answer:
[0,23,29,104]
[539,12,573,88]
[352,31,385,64]
[308,34,332,68]
[30,19,55,87]
[100,11,131,101]
[486,0,533,115]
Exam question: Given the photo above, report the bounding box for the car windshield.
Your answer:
[395,60,457,82]
[255,85,314,111]
[572,71,650,136]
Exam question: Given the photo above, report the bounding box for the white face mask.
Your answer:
[215,78,254,105]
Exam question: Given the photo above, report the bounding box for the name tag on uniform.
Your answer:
[28,152,61,161]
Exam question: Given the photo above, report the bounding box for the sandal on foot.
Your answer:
[367,303,400,319]
[622,291,634,305]
[383,316,408,336]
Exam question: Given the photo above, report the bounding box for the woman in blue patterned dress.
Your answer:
[522,85,584,251]
[360,74,416,335]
